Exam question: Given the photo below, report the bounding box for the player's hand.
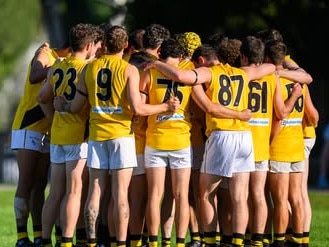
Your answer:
[166,96,181,112]
[53,96,66,112]
[238,109,252,121]
[143,61,156,71]
[291,83,303,98]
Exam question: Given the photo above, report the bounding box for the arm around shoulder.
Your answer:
[30,48,52,84]
[277,68,313,84]
[304,85,319,127]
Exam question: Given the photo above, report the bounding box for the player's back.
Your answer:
[85,54,133,141]
[270,76,306,162]
[249,73,276,161]
[146,68,192,150]
[50,56,90,144]
[204,63,249,135]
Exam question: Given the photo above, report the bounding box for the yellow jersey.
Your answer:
[129,51,158,154]
[270,77,306,162]
[205,63,250,136]
[179,59,206,146]
[84,54,134,141]
[12,49,59,133]
[248,73,276,161]
[49,56,90,144]
[146,68,192,150]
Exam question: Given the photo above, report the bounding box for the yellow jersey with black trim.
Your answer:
[85,54,133,141]
[248,73,276,161]
[205,63,250,136]
[146,68,192,150]
[129,51,157,154]
[49,56,90,144]
[285,55,316,140]
[270,77,306,162]
[12,49,59,133]
[178,60,206,146]
[303,123,316,139]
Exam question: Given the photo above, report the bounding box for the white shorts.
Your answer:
[50,143,88,163]
[254,160,269,172]
[192,144,205,170]
[133,153,145,176]
[87,137,137,170]
[201,130,255,177]
[11,129,50,153]
[144,145,192,169]
[269,160,304,173]
[304,137,316,158]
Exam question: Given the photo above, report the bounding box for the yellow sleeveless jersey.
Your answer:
[85,54,133,141]
[49,56,90,144]
[303,122,316,138]
[270,77,306,162]
[179,60,194,70]
[205,63,250,136]
[178,60,206,146]
[129,51,157,154]
[248,73,276,161]
[12,49,60,133]
[285,55,316,139]
[146,68,192,150]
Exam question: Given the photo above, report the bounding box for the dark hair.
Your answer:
[256,28,283,43]
[128,29,145,50]
[69,23,100,52]
[143,24,171,49]
[264,39,287,65]
[191,44,218,63]
[240,36,264,64]
[105,25,128,54]
[159,38,184,60]
[217,38,242,66]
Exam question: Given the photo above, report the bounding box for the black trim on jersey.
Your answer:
[19,105,45,129]
[192,69,198,85]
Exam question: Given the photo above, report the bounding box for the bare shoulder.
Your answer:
[126,63,140,76]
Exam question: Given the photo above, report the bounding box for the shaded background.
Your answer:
[0,0,328,184]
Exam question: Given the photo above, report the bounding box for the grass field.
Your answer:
[0,185,328,247]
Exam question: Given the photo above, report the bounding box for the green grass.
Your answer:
[0,185,328,247]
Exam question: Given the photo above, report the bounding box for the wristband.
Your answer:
[192,69,198,85]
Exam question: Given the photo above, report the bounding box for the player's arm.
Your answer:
[273,73,302,120]
[277,68,312,85]
[281,57,313,84]
[242,63,276,81]
[191,84,251,121]
[146,60,211,85]
[29,46,52,84]
[128,65,180,116]
[53,66,88,113]
[69,67,88,113]
[303,85,319,127]
[38,67,55,120]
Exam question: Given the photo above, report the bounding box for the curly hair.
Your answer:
[217,38,242,66]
